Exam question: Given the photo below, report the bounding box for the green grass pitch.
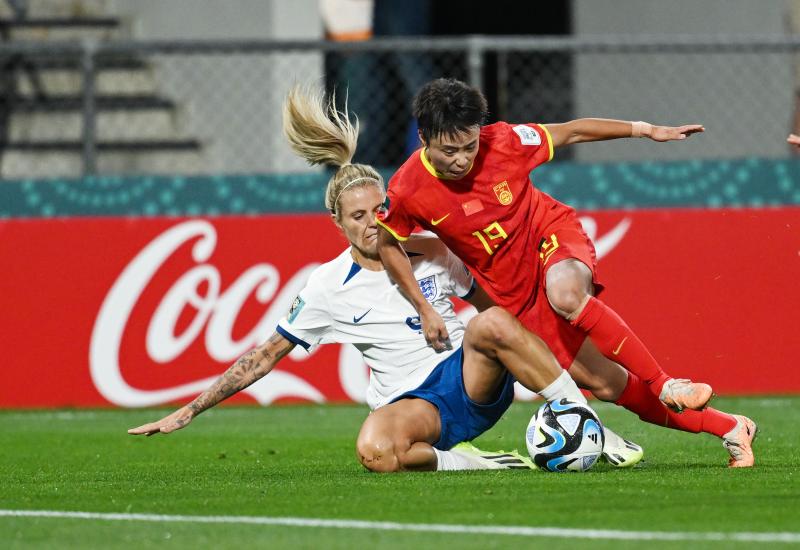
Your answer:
[1,397,798,549]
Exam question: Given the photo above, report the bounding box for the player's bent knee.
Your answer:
[356,436,401,473]
[545,261,593,318]
[469,306,521,349]
[545,283,587,318]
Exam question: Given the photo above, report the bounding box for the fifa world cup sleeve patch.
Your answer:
[512,124,541,146]
[287,295,306,324]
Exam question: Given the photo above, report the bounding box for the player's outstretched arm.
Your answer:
[788,133,800,146]
[377,226,451,352]
[127,332,296,436]
[545,119,704,147]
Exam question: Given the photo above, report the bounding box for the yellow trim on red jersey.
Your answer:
[376,218,409,241]
[540,124,555,162]
[420,148,446,179]
[419,148,474,180]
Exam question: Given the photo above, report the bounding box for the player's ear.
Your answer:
[331,212,343,231]
[417,129,427,148]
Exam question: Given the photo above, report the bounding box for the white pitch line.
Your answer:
[1,510,799,544]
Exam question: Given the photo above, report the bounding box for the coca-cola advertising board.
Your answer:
[1,208,798,408]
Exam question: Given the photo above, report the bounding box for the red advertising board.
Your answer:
[1,208,799,408]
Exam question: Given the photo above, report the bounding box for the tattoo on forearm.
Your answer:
[187,334,294,415]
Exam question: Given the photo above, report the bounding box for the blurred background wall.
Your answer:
[1,0,799,407]
[574,0,794,162]
[1,0,799,181]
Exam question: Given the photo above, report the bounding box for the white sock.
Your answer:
[538,370,588,405]
[433,448,494,471]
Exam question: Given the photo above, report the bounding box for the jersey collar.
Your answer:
[343,261,362,285]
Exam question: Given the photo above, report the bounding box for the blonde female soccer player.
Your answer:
[129,85,644,471]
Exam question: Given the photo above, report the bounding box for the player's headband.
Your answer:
[333,176,381,213]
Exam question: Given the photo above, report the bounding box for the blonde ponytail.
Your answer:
[282,84,384,217]
[283,84,358,167]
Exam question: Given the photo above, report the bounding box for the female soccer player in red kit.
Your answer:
[377,78,756,467]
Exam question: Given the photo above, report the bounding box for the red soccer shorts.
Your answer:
[517,217,604,370]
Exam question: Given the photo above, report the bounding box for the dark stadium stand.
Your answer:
[0,5,201,174]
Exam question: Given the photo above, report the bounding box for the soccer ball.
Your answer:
[525,399,605,472]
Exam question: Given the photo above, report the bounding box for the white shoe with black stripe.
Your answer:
[452,442,536,470]
[602,427,644,468]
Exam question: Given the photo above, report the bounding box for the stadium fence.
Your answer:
[1,34,800,179]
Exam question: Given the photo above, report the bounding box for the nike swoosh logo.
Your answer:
[612,337,627,355]
[353,309,372,323]
[431,214,450,226]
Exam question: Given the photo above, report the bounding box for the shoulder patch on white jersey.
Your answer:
[287,296,305,323]
[512,124,541,146]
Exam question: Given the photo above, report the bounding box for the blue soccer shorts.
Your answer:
[391,346,516,450]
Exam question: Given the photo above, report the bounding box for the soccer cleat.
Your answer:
[452,442,536,470]
[722,415,758,468]
[601,427,644,468]
[659,378,714,412]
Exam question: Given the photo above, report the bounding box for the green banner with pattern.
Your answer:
[2,158,798,218]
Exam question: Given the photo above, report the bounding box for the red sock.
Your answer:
[615,373,737,436]
[572,296,670,395]
[696,408,739,438]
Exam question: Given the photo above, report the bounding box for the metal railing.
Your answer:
[1,34,799,178]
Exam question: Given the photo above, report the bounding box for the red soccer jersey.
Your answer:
[378,121,576,317]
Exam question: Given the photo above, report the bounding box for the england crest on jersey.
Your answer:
[417,275,438,302]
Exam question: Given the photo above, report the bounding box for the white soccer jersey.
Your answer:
[276,235,475,410]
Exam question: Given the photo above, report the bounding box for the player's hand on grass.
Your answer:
[420,305,452,353]
[649,124,704,142]
[128,406,195,436]
[788,134,800,147]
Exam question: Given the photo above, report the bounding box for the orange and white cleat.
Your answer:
[723,415,758,468]
[659,378,713,412]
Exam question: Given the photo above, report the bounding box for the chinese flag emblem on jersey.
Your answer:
[493,181,513,205]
